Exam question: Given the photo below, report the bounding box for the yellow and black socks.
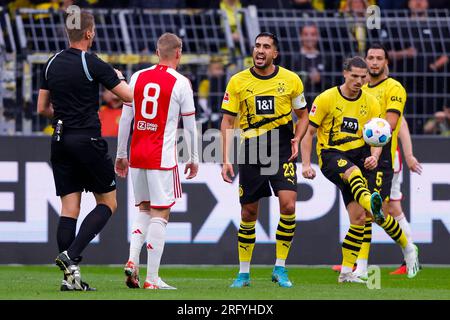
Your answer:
[355,217,372,272]
[342,224,364,273]
[379,214,408,249]
[238,220,256,273]
[347,168,372,213]
[275,213,296,266]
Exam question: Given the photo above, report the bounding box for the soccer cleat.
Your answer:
[143,277,177,290]
[390,262,407,275]
[230,273,250,288]
[55,251,84,290]
[60,279,74,291]
[404,244,420,278]
[271,266,293,288]
[332,264,342,272]
[331,264,356,272]
[124,261,140,289]
[370,192,385,225]
[338,272,367,283]
[60,279,96,291]
[353,269,369,281]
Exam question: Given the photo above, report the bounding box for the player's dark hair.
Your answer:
[366,42,389,60]
[343,56,367,71]
[255,32,279,50]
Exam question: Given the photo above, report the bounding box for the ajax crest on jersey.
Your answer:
[363,117,392,147]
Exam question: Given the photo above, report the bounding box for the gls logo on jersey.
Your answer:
[390,96,402,103]
[137,121,158,131]
[255,96,275,115]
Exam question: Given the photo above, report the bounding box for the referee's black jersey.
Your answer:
[40,47,121,132]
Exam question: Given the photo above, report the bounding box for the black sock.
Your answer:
[57,216,77,253]
[67,204,112,259]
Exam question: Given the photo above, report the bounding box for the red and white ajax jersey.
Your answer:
[127,64,195,169]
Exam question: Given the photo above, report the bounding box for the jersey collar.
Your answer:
[337,86,362,101]
[367,76,390,88]
[250,65,279,80]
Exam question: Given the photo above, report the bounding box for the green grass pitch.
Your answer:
[1,265,449,300]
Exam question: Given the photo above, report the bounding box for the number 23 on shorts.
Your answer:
[283,162,295,178]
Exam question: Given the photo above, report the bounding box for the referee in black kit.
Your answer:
[37,10,133,291]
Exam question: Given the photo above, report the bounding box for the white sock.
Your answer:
[355,259,368,273]
[275,259,286,267]
[128,209,151,265]
[395,213,413,243]
[239,261,250,274]
[402,242,415,256]
[341,266,353,274]
[146,217,168,283]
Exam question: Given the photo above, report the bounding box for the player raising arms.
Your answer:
[221,32,309,288]
[301,56,417,283]
[352,43,420,279]
[115,33,199,290]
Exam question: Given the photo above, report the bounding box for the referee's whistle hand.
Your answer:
[115,158,129,178]
[221,163,235,183]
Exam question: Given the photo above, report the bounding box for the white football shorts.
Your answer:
[390,148,403,201]
[130,166,182,208]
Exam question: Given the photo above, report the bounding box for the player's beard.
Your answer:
[253,58,272,70]
[369,66,385,78]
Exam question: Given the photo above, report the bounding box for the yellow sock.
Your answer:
[380,214,408,249]
[357,217,372,260]
[342,224,364,268]
[347,168,372,213]
[238,220,256,262]
[276,213,296,260]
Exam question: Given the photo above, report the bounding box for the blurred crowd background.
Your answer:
[0,0,448,136]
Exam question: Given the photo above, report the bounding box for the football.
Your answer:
[363,117,392,147]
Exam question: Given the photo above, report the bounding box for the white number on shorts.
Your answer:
[141,83,160,120]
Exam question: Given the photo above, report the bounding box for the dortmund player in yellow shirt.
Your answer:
[221,32,309,288]
[351,43,420,279]
[301,56,416,283]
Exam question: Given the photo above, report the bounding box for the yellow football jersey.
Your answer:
[362,77,407,167]
[309,86,381,166]
[221,66,306,139]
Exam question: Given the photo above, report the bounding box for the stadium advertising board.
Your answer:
[0,136,449,264]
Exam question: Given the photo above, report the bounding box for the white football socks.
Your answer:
[355,258,368,274]
[395,213,413,243]
[146,217,168,283]
[128,209,151,265]
[239,261,250,274]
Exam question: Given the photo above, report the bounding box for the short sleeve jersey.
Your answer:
[221,66,306,140]
[309,86,381,165]
[126,64,196,170]
[362,77,407,167]
[40,48,121,131]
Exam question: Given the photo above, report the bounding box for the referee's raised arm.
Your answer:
[38,10,131,292]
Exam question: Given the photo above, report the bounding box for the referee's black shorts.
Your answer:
[50,130,116,197]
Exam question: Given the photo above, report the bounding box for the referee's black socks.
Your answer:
[57,216,77,253]
[67,204,112,259]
